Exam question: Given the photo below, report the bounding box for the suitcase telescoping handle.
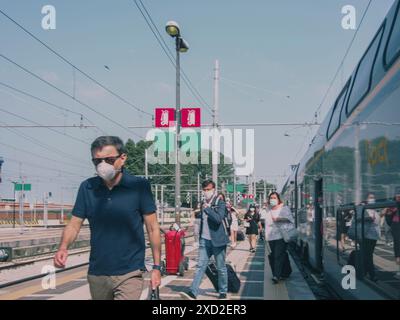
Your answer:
[149,286,160,300]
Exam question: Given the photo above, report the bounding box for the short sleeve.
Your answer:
[139,179,157,215]
[72,182,87,219]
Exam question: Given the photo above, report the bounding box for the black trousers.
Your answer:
[392,223,400,258]
[362,238,377,278]
[268,239,290,279]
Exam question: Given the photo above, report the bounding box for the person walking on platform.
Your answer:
[192,203,202,248]
[53,136,161,300]
[264,192,294,284]
[259,202,268,242]
[383,187,400,279]
[244,204,261,253]
[229,204,240,248]
[180,179,230,300]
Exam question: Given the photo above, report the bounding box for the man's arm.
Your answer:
[54,216,83,268]
[144,213,162,289]
[204,201,226,224]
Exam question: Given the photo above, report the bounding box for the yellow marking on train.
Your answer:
[365,137,389,167]
[0,269,87,300]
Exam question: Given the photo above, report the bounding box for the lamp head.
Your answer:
[178,38,189,53]
[166,21,180,37]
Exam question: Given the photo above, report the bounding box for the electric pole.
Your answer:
[212,60,219,190]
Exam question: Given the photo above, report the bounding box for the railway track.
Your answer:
[0,230,194,290]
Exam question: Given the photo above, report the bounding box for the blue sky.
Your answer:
[0,0,395,203]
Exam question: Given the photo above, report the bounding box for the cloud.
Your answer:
[76,83,107,100]
[156,82,174,95]
[40,71,59,83]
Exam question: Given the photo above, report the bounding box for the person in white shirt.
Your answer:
[229,204,240,248]
[264,192,294,284]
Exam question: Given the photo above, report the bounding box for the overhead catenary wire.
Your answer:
[312,0,373,120]
[0,53,144,139]
[0,140,91,171]
[0,81,107,135]
[132,0,214,116]
[292,0,373,168]
[0,8,152,118]
[220,77,291,99]
[137,0,212,110]
[0,106,92,145]
[0,119,89,164]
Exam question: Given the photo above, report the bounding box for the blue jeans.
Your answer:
[190,238,227,296]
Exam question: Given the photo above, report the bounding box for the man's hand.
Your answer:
[151,269,161,289]
[202,203,210,209]
[54,248,68,268]
[53,216,83,269]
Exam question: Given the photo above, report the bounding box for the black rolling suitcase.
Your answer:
[237,230,245,241]
[205,262,241,293]
[268,252,292,278]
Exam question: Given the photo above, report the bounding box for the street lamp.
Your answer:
[165,20,189,225]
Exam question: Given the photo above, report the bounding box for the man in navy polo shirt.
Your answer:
[54,136,161,300]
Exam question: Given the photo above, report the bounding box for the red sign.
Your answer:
[181,108,201,128]
[155,108,175,128]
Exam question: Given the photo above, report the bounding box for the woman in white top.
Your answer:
[229,204,240,248]
[264,192,294,284]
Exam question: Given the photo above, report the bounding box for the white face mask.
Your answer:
[96,162,119,182]
[270,199,278,207]
[204,190,215,201]
[367,198,375,204]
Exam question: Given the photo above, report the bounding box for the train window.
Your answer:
[327,81,349,140]
[347,26,384,115]
[384,2,400,68]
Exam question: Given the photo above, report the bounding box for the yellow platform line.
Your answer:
[0,269,87,300]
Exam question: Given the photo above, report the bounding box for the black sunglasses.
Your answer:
[92,154,121,166]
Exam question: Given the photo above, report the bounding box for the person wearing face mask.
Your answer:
[244,205,261,253]
[192,203,202,248]
[383,187,400,279]
[362,193,381,281]
[264,192,294,284]
[53,136,161,300]
[180,180,230,300]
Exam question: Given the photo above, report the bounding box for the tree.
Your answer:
[123,139,235,207]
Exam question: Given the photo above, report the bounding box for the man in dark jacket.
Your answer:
[180,180,229,299]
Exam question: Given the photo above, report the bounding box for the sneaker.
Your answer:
[251,248,256,253]
[272,277,279,284]
[218,293,227,299]
[180,290,196,300]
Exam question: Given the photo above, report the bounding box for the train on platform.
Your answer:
[281,0,400,299]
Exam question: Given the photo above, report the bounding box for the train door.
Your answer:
[314,178,323,271]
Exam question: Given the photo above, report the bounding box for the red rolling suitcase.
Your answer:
[164,229,188,276]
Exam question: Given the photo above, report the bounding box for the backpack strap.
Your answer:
[210,195,219,207]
